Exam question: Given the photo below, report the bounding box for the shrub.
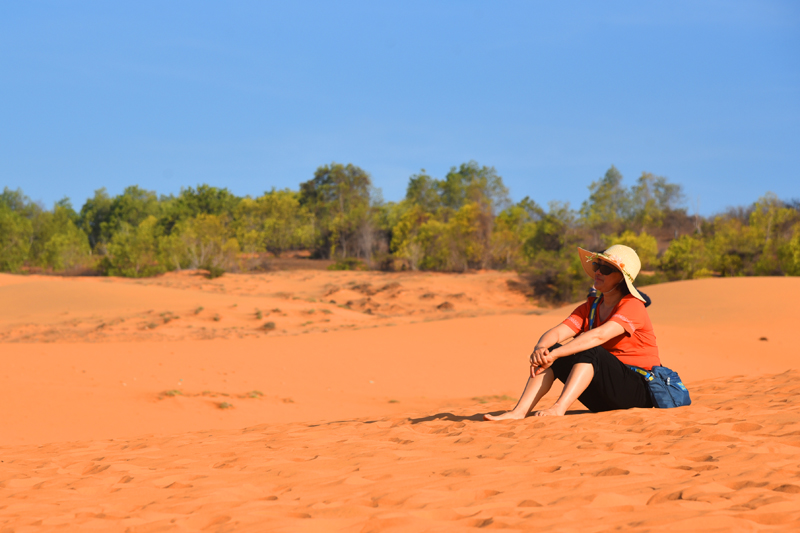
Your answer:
[786,223,800,275]
[0,206,32,272]
[660,235,709,280]
[102,216,165,277]
[519,250,589,305]
[161,214,239,274]
[328,257,368,271]
[41,221,92,272]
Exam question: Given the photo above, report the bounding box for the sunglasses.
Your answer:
[591,262,619,276]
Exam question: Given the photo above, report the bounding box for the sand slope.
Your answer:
[2,372,800,532]
[1,273,799,531]
[0,270,533,342]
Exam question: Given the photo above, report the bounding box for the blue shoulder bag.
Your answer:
[589,297,691,409]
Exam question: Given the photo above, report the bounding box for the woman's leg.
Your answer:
[483,368,556,421]
[534,362,594,416]
[551,347,653,413]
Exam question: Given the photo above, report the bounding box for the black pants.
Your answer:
[550,344,653,412]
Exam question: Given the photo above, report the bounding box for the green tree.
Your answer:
[299,163,374,259]
[440,161,509,214]
[405,172,442,213]
[0,187,38,216]
[580,165,630,239]
[95,186,161,249]
[0,204,33,272]
[491,197,543,268]
[30,201,88,268]
[660,235,710,280]
[389,204,429,270]
[629,172,685,231]
[159,185,240,234]
[79,188,113,250]
[706,216,759,276]
[393,162,510,270]
[748,193,798,275]
[161,214,240,275]
[522,201,575,260]
[785,223,800,275]
[391,202,486,272]
[232,189,314,255]
[102,216,165,277]
[41,221,92,272]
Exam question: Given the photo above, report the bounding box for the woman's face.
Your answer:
[594,258,624,294]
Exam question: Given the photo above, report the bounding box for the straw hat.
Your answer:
[577,244,646,303]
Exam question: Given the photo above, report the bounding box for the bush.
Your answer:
[328,257,368,271]
[660,235,709,280]
[635,271,668,287]
[0,206,32,272]
[786,224,800,275]
[519,250,589,305]
[102,216,165,277]
[41,221,91,272]
[161,214,239,273]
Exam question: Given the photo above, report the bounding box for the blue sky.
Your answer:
[1,1,798,215]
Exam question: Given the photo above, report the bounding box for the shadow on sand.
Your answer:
[408,409,589,424]
[307,409,591,428]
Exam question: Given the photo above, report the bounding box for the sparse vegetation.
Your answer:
[160,311,178,324]
[194,306,204,315]
[262,321,276,331]
[472,394,517,404]
[218,402,233,409]
[0,165,796,302]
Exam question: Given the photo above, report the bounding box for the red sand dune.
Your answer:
[1,273,798,531]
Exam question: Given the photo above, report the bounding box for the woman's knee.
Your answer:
[571,347,607,366]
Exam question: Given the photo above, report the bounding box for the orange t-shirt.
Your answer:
[562,294,661,370]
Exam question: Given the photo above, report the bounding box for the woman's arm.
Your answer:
[528,323,576,376]
[531,321,625,375]
[533,323,576,354]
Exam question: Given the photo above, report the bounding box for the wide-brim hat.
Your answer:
[578,244,646,303]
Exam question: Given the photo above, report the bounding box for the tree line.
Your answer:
[2,162,798,302]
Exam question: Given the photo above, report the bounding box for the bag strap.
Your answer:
[589,296,654,382]
[629,365,654,381]
[588,295,601,330]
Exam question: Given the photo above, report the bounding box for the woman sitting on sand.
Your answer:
[486,244,659,419]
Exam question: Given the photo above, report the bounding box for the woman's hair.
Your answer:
[610,265,630,296]
[617,279,630,296]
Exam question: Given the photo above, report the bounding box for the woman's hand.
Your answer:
[530,345,555,377]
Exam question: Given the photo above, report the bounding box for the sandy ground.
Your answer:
[1,272,799,531]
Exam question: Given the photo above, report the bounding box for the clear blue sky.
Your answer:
[2,1,798,215]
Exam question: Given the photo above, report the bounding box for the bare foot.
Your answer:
[533,407,565,417]
[483,411,526,421]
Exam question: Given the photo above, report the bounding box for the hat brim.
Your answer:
[577,247,646,303]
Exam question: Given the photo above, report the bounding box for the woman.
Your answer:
[485,244,659,420]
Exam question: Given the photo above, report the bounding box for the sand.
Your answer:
[1,272,799,531]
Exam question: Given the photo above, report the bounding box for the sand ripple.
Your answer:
[2,371,799,532]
